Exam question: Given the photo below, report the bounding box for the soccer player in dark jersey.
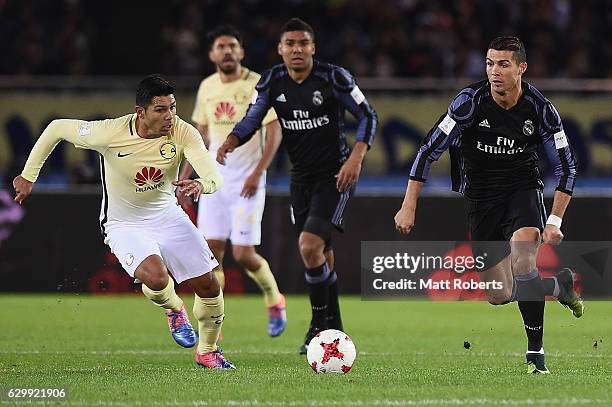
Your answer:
[394,36,583,374]
[217,18,377,354]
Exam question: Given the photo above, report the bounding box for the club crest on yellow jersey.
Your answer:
[160,141,177,159]
[234,90,248,104]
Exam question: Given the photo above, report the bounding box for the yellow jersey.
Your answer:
[21,114,222,230]
[192,68,277,184]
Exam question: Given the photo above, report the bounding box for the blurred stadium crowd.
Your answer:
[1,0,612,78]
[1,0,612,186]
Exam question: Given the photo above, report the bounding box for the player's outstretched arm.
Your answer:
[395,111,461,234]
[13,175,33,204]
[228,71,274,156]
[14,119,93,204]
[216,134,239,165]
[241,120,282,198]
[394,180,424,235]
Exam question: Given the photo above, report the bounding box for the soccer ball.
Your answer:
[306,329,356,373]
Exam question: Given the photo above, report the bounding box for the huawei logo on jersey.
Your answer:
[214,102,236,121]
[134,167,163,186]
[134,166,165,192]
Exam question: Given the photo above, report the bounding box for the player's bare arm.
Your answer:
[197,124,211,149]
[12,175,34,204]
[216,134,239,165]
[241,120,282,198]
[542,190,571,245]
[335,141,368,192]
[394,180,424,235]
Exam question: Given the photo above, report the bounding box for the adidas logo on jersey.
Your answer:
[276,94,287,102]
[479,119,490,128]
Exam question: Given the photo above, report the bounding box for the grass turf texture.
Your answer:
[1,294,610,406]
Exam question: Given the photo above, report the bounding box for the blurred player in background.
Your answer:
[13,75,235,369]
[178,25,286,337]
[395,36,583,374]
[218,18,378,354]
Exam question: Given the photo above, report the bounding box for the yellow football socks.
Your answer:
[141,278,183,311]
[213,265,225,290]
[193,291,224,353]
[246,256,281,307]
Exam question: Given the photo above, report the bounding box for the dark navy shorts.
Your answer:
[290,178,352,245]
[467,188,547,270]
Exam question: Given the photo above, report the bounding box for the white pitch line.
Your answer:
[1,398,610,406]
[0,350,607,359]
[0,349,292,356]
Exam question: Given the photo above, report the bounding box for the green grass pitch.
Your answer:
[1,294,610,406]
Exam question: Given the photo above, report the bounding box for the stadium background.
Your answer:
[1,0,612,297]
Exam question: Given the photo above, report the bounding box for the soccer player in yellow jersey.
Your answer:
[179,26,286,337]
[13,75,235,369]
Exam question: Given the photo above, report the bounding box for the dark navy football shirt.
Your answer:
[232,60,377,183]
[410,80,577,200]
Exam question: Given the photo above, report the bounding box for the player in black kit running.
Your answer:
[395,36,583,374]
[217,18,377,354]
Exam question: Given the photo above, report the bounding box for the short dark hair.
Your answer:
[488,36,526,64]
[280,18,315,41]
[135,74,175,107]
[206,25,243,50]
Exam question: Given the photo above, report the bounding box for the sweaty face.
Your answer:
[486,49,526,95]
[278,31,315,72]
[142,95,176,135]
[209,36,244,74]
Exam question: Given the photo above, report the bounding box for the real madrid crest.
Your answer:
[523,119,535,136]
[160,141,177,159]
[312,90,323,106]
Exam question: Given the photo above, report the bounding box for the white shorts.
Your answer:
[197,182,266,246]
[104,205,218,283]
